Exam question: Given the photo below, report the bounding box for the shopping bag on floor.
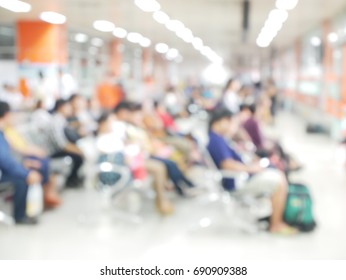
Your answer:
[26,183,43,217]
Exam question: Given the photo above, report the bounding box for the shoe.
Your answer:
[156,199,174,216]
[16,216,39,225]
[65,177,84,189]
[44,194,62,209]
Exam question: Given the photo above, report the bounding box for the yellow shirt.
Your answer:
[4,127,27,151]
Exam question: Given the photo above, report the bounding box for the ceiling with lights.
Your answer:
[1,0,346,68]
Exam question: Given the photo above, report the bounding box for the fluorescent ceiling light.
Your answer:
[153,11,170,24]
[176,28,193,43]
[0,0,31,12]
[93,20,115,32]
[155,43,169,53]
[134,0,160,12]
[328,32,338,43]
[127,32,143,43]
[166,48,179,60]
[113,27,127,38]
[74,33,88,43]
[140,37,151,47]
[268,9,288,24]
[276,0,299,11]
[310,36,321,46]
[91,37,104,47]
[165,19,184,32]
[40,11,66,24]
[192,37,203,50]
[200,46,212,56]
[256,38,270,48]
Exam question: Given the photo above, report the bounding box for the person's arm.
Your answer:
[0,138,29,180]
[63,142,84,156]
[221,159,263,174]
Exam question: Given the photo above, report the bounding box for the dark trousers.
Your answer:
[0,174,28,222]
[25,156,50,185]
[51,151,83,182]
[151,156,193,194]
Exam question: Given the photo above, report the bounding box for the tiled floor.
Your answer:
[1,112,346,260]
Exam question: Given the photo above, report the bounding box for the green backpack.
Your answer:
[284,183,316,232]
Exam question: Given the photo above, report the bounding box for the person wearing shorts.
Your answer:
[207,109,296,234]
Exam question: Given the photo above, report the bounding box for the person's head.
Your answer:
[69,94,86,113]
[35,100,44,110]
[0,101,11,126]
[208,109,234,135]
[112,101,133,122]
[128,102,143,127]
[38,71,44,80]
[239,104,256,122]
[224,78,241,94]
[97,113,113,135]
[53,99,72,117]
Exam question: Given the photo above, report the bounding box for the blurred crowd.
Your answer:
[0,73,303,234]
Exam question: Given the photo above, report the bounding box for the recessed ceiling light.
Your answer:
[155,43,169,54]
[93,20,115,32]
[113,27,127,38]
[153,11,170,24]
[127,32,143,43]
[165,19,184,32]
[91,37,104,47]
[40,11,66,24]
[166,48,179,60]
[0,0,31,13]
[192,37,203,50]
[140,37,151,47]
[134,0,160,12]
[328,32,338,43]
[74,33,88,43]
[310,36,321,46]
[276,0,299,11]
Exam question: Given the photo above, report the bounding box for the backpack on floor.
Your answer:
[284,183,316,232]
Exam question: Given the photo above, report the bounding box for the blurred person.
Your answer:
[207,109,296,234]
[113,101,196,197]
[266,78,279,118]
[49,99,85,187]
[57,68,78,100]
[4,120,62,209]
[87,97,102,121]
[96,73,124,111]
[32,71,57,110]
[66,94,97,142]
[163,86,184,117]
[238,104,302,174]
[219,78,242,113]
[0,83,24,111]
[0,101,42,225]
[101,110,174,215]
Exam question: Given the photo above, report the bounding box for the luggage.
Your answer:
[284,183,316,232]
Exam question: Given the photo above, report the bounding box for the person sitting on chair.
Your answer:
[0,101,42,225]
[207,109,296,234]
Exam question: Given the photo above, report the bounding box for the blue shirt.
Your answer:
[207,131,243,191]
[0,130,29,181]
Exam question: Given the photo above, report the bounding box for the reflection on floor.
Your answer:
[1,112,346,260]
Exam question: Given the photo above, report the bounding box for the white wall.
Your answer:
[0,60,18,86]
